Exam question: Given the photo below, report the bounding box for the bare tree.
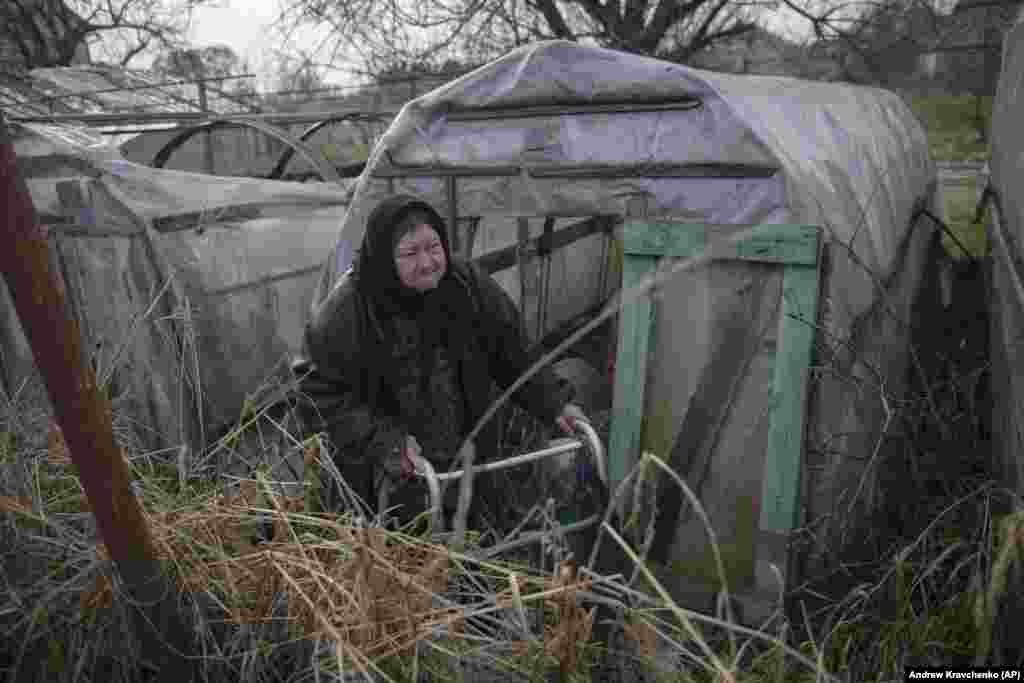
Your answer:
[270,50,329,96]
[275,0,768,78]
[152,44,258,100]
[0,0,215,69]
[778,0,1020,86]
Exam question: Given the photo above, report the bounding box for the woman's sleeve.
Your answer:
[293,288,405,467]
[471,265,574,424]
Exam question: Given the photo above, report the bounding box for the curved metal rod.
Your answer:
[150,118,342,184]
[378,454,444,533]
[410,454,444,532]
[268,115,362,180]
[427,420,604,485]
[574,419,608,487]
[412,420,606,548]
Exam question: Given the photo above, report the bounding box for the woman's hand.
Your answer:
[384,434,421,481]
[556,403,588,437]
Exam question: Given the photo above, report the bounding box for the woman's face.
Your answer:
[394,223,447,292]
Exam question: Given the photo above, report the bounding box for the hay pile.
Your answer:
[3,428,619,680]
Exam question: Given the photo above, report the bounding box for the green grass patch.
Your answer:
[942,180,989,259]
[899,92,993,259]
[902,93,993,162]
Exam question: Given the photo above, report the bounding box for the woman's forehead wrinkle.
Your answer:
[396,226,439,252]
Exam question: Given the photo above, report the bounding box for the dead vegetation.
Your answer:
[0,409,642,682]
[0,207,1011,682]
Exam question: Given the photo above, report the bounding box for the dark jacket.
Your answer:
[294,256,573,501]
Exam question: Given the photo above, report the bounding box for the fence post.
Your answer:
[191,52,216,175]
[0,113,194,680]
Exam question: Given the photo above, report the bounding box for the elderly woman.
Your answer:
[294,195,587,527]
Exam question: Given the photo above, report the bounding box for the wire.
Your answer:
[17,73,257,106]
[916,207,976,262]
[260,68,474,99]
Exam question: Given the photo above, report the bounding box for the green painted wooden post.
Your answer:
[609,220,821,548]
[608,254,656,489]
[759,263,819,535]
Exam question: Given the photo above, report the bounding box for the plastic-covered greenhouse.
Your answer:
[315,40,940,622]
[988,10,1024,490]
[4,120,352,454]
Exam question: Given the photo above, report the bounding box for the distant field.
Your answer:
[901,93,992,259]
[902,93,993,163]
[941,180,989,259]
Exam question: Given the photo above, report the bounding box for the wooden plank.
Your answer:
[538,217,554,338]
[623,222,818,265]
[447,176,460,257]
[608,253,656,490]
[622,221,705,257]
[734,224,819,265]
[758,259,821,535]
[517,218,540,343]
[476,215,607,274]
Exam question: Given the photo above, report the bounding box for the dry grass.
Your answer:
[0,351,1004,683]
[0,414,632,682]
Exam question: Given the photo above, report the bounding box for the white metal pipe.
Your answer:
[575,419,608,486]
[433,438,583,482]
[409,454,444,532]
[408,421,606,546]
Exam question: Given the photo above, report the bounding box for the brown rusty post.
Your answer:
[0,113,194,679]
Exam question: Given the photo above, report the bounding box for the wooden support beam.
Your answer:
[759,260,820,534]
[476,215,607,275]
[608,217,822,619]
[608,197,653,493]
[608,253,656,490]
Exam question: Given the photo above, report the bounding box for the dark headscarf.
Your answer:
[354,195,451,317]
[352,195,477,396]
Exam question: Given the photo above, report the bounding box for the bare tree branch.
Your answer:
[524,0,577,39]
[275,0,765,78]
[777,0,1019,86]
[0,0,214,69]
[118,33,151,65]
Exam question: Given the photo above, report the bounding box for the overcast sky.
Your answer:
[185,0,288,90]
[181,0,816,90]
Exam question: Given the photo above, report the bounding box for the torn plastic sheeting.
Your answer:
[96,158,352,220]
[5,123,352,453]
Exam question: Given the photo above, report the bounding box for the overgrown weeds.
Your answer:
[0,417,634,682]
[0,319,1006,683]
[0,169,1009,682]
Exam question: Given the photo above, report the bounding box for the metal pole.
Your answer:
[8,110,398,126]
[0,113,194,680]
[191,52,216,175]
[447,176,459,257]
[23,73,257,106]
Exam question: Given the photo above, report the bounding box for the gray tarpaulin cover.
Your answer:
[5,121,352,452]
[989,10,1024,489]
[317,41,939,614]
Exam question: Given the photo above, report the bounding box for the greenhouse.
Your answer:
[318,39,940,622]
